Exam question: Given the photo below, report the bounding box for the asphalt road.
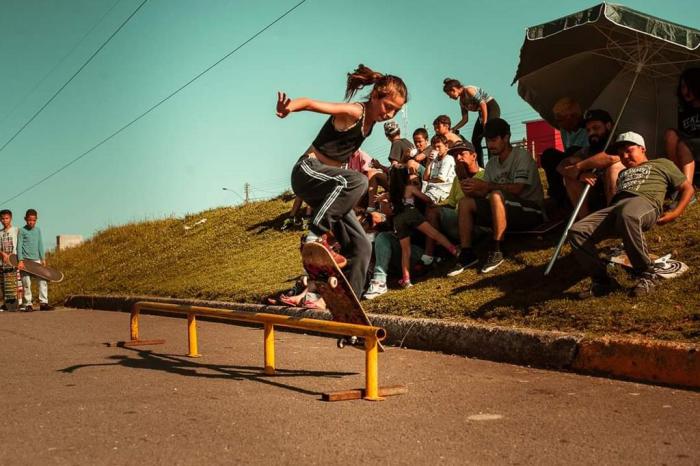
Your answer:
[0,308,698,465]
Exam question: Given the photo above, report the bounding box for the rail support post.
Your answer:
[130,305,139,341]
[364,336,382,401]
[187,313,201,358]
[264,323,275,375]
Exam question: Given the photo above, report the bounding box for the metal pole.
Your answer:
[130,306,139,341]
[264,323,275,375]
[364,336,381,401]
[544,65,643,275]
[187,313,201,358]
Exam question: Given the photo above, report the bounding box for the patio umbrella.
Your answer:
[512,2,700,274]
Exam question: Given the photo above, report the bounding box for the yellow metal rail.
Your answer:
[129,301,387,401]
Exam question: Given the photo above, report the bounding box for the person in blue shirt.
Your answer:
[17,209,53,311]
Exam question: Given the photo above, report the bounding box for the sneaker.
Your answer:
[631,272,660,297]
[577,278,613,300]
[40,303,55,311]
[398,278,413,288]
[363,280,388,300]
[24,304,34,312]
[301,292,325,309]
[480,250,504,273]
[280,217,295,231]
[420,254,434,266]
[447,250,478,277]
[318,235,347,269]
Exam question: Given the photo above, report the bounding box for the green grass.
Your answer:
[49,193,700,343]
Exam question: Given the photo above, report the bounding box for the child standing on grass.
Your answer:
[17,209,53,311]
[276,64,407,298]
[390,167,459,288]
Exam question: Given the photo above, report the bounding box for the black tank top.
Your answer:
[312,104,371,163]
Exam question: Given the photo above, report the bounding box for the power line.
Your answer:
[0,0,124,131]
[0,0,148,155]
[1,0,307,205]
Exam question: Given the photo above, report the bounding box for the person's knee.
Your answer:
[665,128,679,141]
[488,190,504,207]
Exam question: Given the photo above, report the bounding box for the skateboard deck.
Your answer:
[2,266,19,311]
[301,242,384,351]
[608,248,689,279]
[8,254,64,282]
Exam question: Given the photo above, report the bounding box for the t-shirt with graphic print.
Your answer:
[0,226,18,255]
[483,146,544,206]
[615,158,687,213]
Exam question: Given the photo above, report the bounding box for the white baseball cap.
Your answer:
[611,131,645,151]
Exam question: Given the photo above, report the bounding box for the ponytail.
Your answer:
[345,64,408,102]
[443,78,462,93]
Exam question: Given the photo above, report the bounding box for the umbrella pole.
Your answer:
[544,64,643,276]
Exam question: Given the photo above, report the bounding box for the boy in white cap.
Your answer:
[568,132,694,298]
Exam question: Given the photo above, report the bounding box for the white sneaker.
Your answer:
[420,254,434,266]
[363,280,388,300]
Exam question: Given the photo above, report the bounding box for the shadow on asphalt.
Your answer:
[58,347,357,397]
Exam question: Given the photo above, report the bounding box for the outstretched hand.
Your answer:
[276,92,292,118]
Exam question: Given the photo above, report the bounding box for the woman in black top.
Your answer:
[665,68,700,186]
[276,64,407,297]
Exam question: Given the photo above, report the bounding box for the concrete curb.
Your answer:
[64,294,699,390]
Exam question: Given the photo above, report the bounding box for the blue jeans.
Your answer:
[372,231,423,282]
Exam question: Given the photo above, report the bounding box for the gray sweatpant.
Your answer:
[568,194,659,279]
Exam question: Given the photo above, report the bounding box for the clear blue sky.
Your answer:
[0,0,696,247]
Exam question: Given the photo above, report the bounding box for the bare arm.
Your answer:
[452,112,469,131]
[575,152,620,171]
[407,185,435,205]
[658,180,694,225]
[478,100,488,124]
[276,92,362,120]
[461,178,526,197]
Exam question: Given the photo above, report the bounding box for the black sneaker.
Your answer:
[24,304,34,312]
[480,250,504,273]
[577,278,613,300]
[447,250,478,277]
[631,272,661,297]
[40,303,55,311]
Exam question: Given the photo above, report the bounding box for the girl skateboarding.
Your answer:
[276,64,407,297]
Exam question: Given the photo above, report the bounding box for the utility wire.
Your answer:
[1,0,307,205]
[0,0,148,155]
[0,0,124,130]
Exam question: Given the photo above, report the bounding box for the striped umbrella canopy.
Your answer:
[513,2,700,154]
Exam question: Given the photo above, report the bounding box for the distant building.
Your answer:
[524,119,563,166]
[56,235,83,250]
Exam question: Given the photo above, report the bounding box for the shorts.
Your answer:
[474,191,544,231]
[439,207,459,241]
[393,206,425,239]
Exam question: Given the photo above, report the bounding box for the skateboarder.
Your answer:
[17,209,53,311]
[1,209,20,311]
[276,64,407,298]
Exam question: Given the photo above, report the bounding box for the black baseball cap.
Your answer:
[483,118,510,138]
[447,141,476,155]
[583,109,613,125]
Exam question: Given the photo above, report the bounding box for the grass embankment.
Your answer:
[49,195,700,343]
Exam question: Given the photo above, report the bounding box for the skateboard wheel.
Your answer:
[337,338,346,349]
[328,276,338,288]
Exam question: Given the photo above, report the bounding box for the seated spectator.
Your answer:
[389,167,459,288]
[422,134,457,203]
[540,97,589,209]
[423,141,485,266]
[665,68,700,187]
[448,118,545,275]
[557,109,625,219]
[568,132,694,298]
[406,127,431,177]
[433,115,463,147]
[368,121,416,209]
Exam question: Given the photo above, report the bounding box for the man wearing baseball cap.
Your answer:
[451,117,545,274]
[556,109,625,219]
[421,141,485,269]
[568,131,694,298]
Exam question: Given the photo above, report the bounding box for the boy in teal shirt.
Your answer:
[17,209,53,311]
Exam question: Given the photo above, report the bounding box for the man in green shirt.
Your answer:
[568,132,694,298]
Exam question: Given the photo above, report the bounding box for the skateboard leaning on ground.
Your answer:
[301,241,384,351]
[2,264,19,311]
[607,247,689,279]
[8,254,64,282]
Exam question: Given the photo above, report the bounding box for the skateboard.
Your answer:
[2,265,19,311]
[8,254,64,282]
[301,242,384,351]
[608,247,689,279]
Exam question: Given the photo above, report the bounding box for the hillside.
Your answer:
[49,194,700,343]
